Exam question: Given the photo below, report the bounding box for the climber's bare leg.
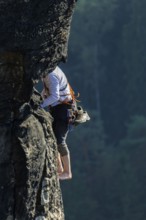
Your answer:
[59,154,72,180]
[57,153,63,174]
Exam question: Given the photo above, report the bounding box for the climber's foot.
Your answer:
[59,172,72,180]
[58,166,64,174]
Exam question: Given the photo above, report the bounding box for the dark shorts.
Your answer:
[50,103,72,156]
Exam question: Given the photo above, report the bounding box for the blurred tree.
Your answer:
[119,115,146,220]
[64,0,146,144]
[122,0,146,117]
[50,0,146,219]
[61,110,107,220]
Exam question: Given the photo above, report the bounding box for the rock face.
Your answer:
[0,0,76,79]
[0,0,76,219]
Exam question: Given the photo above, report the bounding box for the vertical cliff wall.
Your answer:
[0,1,76,219]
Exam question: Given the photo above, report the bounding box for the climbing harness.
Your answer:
[42,76,90,130]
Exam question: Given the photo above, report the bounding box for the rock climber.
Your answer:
[40,66,74,180]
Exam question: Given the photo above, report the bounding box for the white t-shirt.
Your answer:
[41,66,72,107]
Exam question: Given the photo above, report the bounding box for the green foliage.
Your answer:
[63,0,146,142]
[59,0,146,219]
[126,115,146,139]
[34,0,146,219]
[61,114,146,220]
[61,110,107,220]
[118,115,146,220]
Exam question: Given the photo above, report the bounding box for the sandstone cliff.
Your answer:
[0,0,76,219]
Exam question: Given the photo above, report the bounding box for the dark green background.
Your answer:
[38,0,146,219]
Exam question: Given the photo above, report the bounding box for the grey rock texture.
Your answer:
[0,0,76,219]
[0,0,76,79]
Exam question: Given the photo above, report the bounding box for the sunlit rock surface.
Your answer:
[0,0,76,219]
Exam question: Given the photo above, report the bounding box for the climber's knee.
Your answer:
[58,144,69,157]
